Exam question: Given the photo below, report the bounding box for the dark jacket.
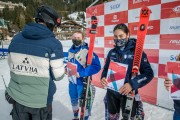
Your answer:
[101,38,154,94]
[174,100,180,115]
[7,23,64,108]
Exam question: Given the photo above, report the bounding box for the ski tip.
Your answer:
[91,16,100,23]
[91,16,97,20]
[91,16,98,29]
[140,7,152,17]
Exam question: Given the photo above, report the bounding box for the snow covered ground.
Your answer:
[0,59,173,120]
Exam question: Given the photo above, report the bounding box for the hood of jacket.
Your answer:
[22,22,54,40]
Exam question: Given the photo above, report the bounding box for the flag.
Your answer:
[167,61,180,100]
[106,61,128,92]
[67,62,77,84]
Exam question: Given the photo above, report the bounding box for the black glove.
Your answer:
[5,90,15,104]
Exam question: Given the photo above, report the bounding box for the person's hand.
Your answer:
[164,77,172,91]
[119,83,132,95]
[76,72,80,78]
[101,77,108,87]
[64,68,68,75]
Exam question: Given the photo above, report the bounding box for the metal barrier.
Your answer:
[0,40,9,59]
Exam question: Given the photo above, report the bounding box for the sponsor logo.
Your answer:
[111,52,116,55]
[128,55,134,59]
[169,26,180,30]
[92,8,97,15]
[88,20,91,25]
[51,53,56,57]
[12,58,38,74]
[22,58,29,64]
[113,15,117,19]
[108,30,113,34]
[124,55,134,59]
[112,15,119,23]
[124,55,127,59]
[144,58,148,62]
[141,9,149,16]
[138,77,147,83]
[169,40,180,44]
[173,5,180,13]
[45,53,49,57]
[110,57,117,60]
[134,26,153,31]
[148,26,154,30]
[134,26,138,31]
[110,4,120,10]
[109,40,114,45]
[133,0,149,4]
[135,16,140,19]
[140,24,146,31]
[135,8,151,19]
[170,55,178,61]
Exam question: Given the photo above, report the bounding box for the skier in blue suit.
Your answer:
[66,30,101,120]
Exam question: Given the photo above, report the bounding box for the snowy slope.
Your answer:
[0,59,173,120]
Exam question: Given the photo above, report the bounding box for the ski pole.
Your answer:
[1,75,7,88]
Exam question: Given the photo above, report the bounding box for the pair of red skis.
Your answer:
[79,16,98,120]
[80,7,151,120]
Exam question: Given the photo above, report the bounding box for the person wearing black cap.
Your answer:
[5,5,64,120]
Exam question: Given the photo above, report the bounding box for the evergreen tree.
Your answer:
[3,5,10,20]
[19,13,25,29]
[0,0,94,30]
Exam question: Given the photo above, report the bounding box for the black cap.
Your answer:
[35,5,61,30]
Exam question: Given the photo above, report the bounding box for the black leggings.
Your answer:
[106,89,137,117]
[11,102,52,120]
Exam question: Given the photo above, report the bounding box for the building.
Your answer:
[0,19,7,29]
[56,20,85,40]
[0,1,25,11]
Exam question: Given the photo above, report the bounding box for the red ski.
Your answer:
[79,16,98,120]
[122,7,151,120]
